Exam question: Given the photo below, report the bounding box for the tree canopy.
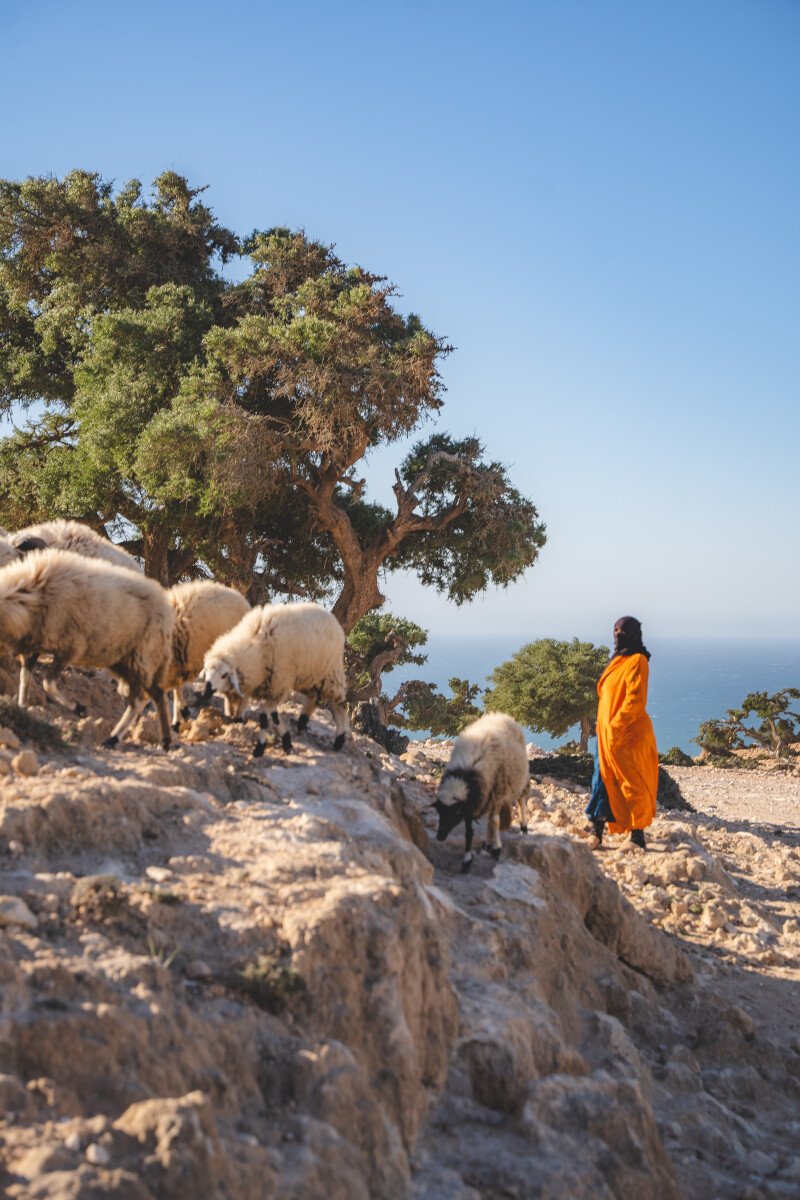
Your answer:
[484,638,610,752]
[0,170,546,624]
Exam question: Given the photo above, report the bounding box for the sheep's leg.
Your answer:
[273,706,292,754]
[104,693,148,749]
[42,657,87,717]
[17,653,38,708]
[486,811,502,861]
[297,692,318,734]
[170,686,185,731]
[253,709,269,758]
[148,684,173,750]
[461,815,475,874]
[223,694,243,721]
[517,786,529,835]
[329,698,350,752]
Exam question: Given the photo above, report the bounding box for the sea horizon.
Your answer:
[384,634,800,755]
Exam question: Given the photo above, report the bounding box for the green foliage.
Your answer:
[694,688,800,761]
[484,638,609,751]
[0,170,545,619]
[347,611,428,700]
[659,745,695,767]
[237,953,306,1014]
[529,753,594,786]
[393,433,546,605]
[393,676,482,736]
[347,611,428,671]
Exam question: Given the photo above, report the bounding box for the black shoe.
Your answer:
[588,819,605,847]
[630,828,647,850]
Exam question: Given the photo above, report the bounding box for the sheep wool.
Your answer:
[0,538,20,569]
[11,519,141,573]
[202,602,349,754]
[434,712,530,872]
[161,580,250,728]
[0,548,175,749]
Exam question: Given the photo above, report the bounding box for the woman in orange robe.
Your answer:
[586,616,658,850]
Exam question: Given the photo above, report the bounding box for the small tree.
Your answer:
[346,612,428,715]
[484,638,610,753]
[695,689,800,762]
[693,718,740,762]
[390,677,482,737]
[731,690,800,760]
[346,612,481,736]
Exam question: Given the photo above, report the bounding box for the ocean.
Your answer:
[385,636,800,754]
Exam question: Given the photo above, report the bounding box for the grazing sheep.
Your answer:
[200,602,350,755]
[433,712,530,872]
[160,580,250,729]
[0,548,175,748]
[11,519,141,573]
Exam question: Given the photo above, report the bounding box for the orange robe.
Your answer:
[596,653,658,833]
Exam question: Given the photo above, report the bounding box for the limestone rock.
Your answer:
[12,747,39,776]
[0,894,38,929]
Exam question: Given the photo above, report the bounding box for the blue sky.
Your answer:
[4,0,799,641]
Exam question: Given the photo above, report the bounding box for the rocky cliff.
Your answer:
[1,689,799,1199]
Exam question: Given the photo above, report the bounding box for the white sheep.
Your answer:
[11,519,141,573]
[433,712,530,872]
[0,548,175,749]
[161,580,250,729]
[200,601,350,755]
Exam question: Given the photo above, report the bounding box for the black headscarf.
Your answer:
[613,615,651,661]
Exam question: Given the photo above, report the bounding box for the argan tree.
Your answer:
[695,689,800,762]
[346,611,481,736]
[484,638,610,752]
[0,171,546,620]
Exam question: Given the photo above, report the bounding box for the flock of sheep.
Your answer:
[0,520,530,872]
[0,519,349,756]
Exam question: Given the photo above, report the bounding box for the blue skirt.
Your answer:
[585,745,615,822]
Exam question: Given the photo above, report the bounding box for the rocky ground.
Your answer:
[1,677,799,1199]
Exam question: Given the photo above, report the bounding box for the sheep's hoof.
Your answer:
[74,703,87,718]
[519,824,528,836]
[180,705,191,720]
[102,735,119,750]
[333,733,345,752]
[488,846,502,861]
[297,714,309,732]
[161,737,172,752]
[253,741,266,758]
[171,721,181,733]
[281,732,293,754]
[460,859,473,874]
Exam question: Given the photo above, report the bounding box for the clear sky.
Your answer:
[4,0,799,641]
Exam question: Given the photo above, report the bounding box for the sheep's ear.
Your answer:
[230,669,243,697]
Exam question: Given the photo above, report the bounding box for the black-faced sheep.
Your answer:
[200,602,350,755]
[160,580,250,729]
[0,548,175,749]
[433,712,530,872]
[10,519,141,573]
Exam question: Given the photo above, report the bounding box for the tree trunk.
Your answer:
[142,527,171,586]
[331,567,385,634]
[579,716,591,754]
